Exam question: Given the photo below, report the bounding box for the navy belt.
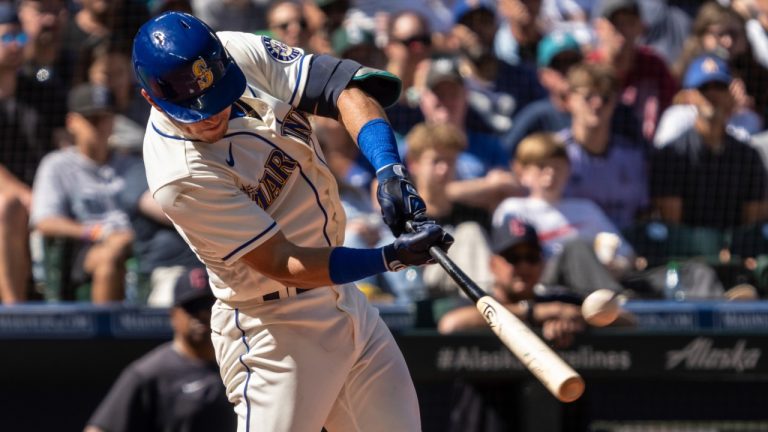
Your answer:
[262,288,311,302]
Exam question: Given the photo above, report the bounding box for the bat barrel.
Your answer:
[559,376,586,403]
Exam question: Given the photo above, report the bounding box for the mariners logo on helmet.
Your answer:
[262,37,302,63]
[192,58,214,91]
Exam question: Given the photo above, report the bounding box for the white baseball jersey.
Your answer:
[143,32,346,304]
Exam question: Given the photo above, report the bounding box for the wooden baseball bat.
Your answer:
[428,244,585,403]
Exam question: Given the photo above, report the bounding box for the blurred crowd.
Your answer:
[3,0,768,329]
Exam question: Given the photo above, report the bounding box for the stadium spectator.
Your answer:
[636,0,691,66]
[0,4,65,304]
[73,40,150,128]
[673,1,768,125]
[418,57,525,215]
[588,0,678,140]
[267,0,313,51]
[405,123,496,299]
[438,215,594,348]
[450,0,546,135]
[733,0,768,69]
[496,132,634,282]
[419,56,509,179]
[651,54,768,230]
[559,62,649,230]
[84,266,236,432]
[16,0,74,87]
[383,10,433,135]
[502,30,645,157]
[501,31,583,155]
[30,84,134,304]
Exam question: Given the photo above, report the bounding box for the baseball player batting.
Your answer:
[131,12,452,432]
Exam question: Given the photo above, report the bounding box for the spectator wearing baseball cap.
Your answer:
[85,266,235,432]
[437,214,588,349]
[651,53,768,230]
[30,83,135,304]
[501,31,583,156]
[418,56,509,181]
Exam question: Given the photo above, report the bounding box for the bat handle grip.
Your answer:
[405,221,486,303]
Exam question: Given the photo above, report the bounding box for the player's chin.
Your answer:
[196,125,228,143]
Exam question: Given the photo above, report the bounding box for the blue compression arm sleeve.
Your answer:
[329,246,388,284]
[356,118,402,173]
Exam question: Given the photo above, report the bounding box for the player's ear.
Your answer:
[140,89,163,112]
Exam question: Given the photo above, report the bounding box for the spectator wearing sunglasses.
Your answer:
[382,11,434,135]
[267,0,312,51]
[558,62,649,230]
[438,213,599,348]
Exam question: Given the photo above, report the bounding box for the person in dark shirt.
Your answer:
[84,267,236,432]
[651,54,768,229]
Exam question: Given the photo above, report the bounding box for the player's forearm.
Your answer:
[242,231,389,287]
[336,86,389,141]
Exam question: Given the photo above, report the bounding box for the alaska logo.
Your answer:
[192,58,214,91]
[282,109,312,145]
[239,149,298,210]
[262,37,302,63]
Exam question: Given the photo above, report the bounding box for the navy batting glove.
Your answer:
[376,164,427,236]
[382,222,454,271]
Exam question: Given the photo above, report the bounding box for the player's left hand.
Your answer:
[376,164,427,236]
[382,221,453,271]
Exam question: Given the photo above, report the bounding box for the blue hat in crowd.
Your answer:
[537,32,581,68]
[0,3,19,24]
[683,54,732,89]
[452,0,495,24]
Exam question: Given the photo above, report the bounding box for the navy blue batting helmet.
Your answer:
[132,12,246,123]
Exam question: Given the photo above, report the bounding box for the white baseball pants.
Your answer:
[210,284,421,432]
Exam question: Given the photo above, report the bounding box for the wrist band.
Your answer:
[328,246,388,284]
[356,118,402,172]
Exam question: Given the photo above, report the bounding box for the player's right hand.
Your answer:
[382,222,453,271]
[376,164,427,236]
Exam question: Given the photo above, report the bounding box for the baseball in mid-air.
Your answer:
[581,289,621,327]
